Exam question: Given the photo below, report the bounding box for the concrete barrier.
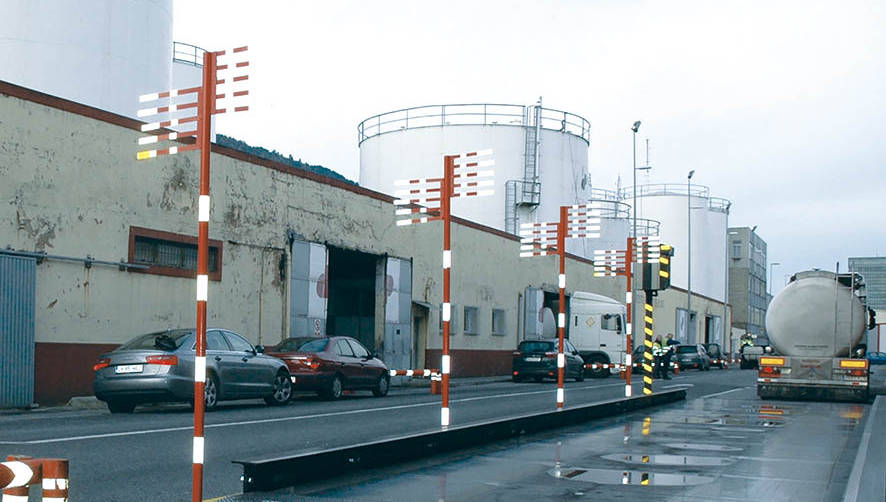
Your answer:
[234,389,685,492]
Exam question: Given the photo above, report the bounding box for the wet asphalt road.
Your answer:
[228,369,876,502]
[0,367,873,501]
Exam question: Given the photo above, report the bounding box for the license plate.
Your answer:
[115,364,143,374]
[525,357,541,362]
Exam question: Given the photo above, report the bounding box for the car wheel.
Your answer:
[204,373,219,411]
[575,366,585,382]
[512,374,523,383]
[264,370,292,406]
[587,356,609,378]
[323,374,344,400]
[372,374,390,397]
[107,400,135,414]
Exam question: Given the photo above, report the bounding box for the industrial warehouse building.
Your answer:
[0,81,731,406]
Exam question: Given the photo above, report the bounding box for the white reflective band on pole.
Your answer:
[626,323,632,335]
[442,303,451,322]
[42,478,69,490]
[441,407,450,427]
[442,355,451,374]
[196,274,209,302]
[443,250,451,269]
[193,436,205,464]
[558,313,565,328]
[557,388,564,404]
[625,385,632,397]
[195,356,206,383]
[1,461,34,488]
[3,495,28,502]
[198,195,210,222]
[625,292,632,304]
[557,353,565,368]
[625,354,632,366]
[559,274,566,289]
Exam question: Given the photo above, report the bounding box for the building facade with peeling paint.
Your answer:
[0,81,729,406]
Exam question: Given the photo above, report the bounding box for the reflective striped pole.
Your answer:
[41,459,68,502]
[556,206,567,409]
[440,154,455,427]
[625,237,634,397]
[1,457,41,501]
[642,300,655,395]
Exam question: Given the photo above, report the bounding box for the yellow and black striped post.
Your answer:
[642,299,655,395]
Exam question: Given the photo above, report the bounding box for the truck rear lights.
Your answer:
[93,358,111,371]
[146,355,178,365]
[848,369,867,377]
[760,357,785,366]
[759,366,781,377]
[838,359,868,369]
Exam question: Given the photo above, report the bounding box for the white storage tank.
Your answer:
[624,184,729,302]
[0,0,173,119]
[358,102,592,236]
[572,188,660,257]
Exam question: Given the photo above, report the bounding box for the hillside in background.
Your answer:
[216,134,353,184]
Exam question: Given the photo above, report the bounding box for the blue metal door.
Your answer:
[0,254,36,408]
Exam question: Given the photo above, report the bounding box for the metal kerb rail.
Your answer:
[1,456,69,501]
[520,203,603,410]
[136,45,250,502]
[393,149,495,428]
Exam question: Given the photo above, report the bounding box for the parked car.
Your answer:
[93,329,292,413]
[512,338,585,383]
[264,336,390,400]
[866,351,886,365]
[704,343,728,369]
[674,344,711,370]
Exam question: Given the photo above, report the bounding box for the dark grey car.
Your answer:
[93,329,292,413]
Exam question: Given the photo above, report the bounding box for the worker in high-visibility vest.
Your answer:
[652,335,666,379]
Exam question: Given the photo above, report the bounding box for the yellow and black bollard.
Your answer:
[642,300,655,395]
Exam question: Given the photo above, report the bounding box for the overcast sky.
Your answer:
[174,0,885,296]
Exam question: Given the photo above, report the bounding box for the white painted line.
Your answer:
[699,386,753,399]
[661,384,694,390]
[843,396,881,502]
[0,382,629,445]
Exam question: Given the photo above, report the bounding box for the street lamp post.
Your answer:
[769,262,781,296]
[630,121,647,347]
[723,202,731,349]
[687,170,695,320]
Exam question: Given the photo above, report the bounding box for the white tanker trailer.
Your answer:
[757,270,874,402]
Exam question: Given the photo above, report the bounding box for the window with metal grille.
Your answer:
[128,226,222,280]
[463,306,479,335]
[491,309,506,335]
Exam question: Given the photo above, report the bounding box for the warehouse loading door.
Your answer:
[384,257,412,383]
[0,254,36,408]
[326,247,378,352]
[290,239,328,337]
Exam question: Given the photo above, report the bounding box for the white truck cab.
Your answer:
[569,291,627,377]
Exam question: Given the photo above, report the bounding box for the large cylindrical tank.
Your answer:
[766,270,867,357]
[0,0,173,119]
[358,103,591,235]
[625,184,729,302]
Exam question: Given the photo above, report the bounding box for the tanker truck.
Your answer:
[758,270,875,402]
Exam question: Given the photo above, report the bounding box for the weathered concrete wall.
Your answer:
[0,82,626,400]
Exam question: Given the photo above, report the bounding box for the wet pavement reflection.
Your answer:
[248,385,867,502]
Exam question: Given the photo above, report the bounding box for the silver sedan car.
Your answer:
[93,328,292,413]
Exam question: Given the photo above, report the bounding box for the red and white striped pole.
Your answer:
[40,459,68,502]
[1,456,41,502]
[556,206,567,409]
[625,237,634,397]
[440,154,454,427]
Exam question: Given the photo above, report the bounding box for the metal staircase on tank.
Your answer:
[505,99,542,235]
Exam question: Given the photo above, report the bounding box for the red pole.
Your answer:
[192,50,216,502]
[41,458,69,502]
[556,206,567,409]
[625,237,634,397]
[440,155,454,427]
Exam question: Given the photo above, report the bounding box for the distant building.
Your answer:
[849,257,886,310]
[728,227,769,337]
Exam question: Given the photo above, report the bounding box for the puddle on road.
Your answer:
[601,453,736,466]
[549,467,715,486]
[663,442,743,452]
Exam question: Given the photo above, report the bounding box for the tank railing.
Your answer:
[708,197,732,213]
[587,199,631,218]
[619,183,710,200]
[172,41,206,67]
[588,187,620,201]
[357,103,591,145]
[634,218,661,237]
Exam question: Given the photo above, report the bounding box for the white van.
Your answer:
[569,291,628,377]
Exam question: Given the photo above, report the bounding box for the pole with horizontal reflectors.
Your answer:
[520,203,602,408]
[136,45,250,502]
[394,149,495,427]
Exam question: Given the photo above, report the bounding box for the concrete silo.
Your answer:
[0,0,173,119]
[358,100,592,236]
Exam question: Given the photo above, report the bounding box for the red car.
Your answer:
[265,336,390,400]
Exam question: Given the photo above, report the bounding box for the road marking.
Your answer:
[661,384,694,390]
[699,386,753,399]
[0,382,629,445]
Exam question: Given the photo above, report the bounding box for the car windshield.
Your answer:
[119,330,192,351]
[676,345,698,354]
[274,337,321,352]
[295,338,329,353]
[519,341,555,352]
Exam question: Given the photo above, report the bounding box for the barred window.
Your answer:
[491,309,506,335]
[129,226,222,280]
[463,306,479,335]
